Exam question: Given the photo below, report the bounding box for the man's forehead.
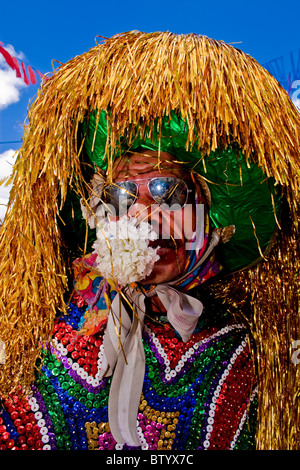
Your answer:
[111,151,189,179]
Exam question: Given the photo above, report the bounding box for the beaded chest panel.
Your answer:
[0,303,257,450]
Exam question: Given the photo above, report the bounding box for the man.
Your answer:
[0,31,298,451]
[30,149,257,450]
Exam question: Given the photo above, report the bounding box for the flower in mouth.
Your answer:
[92,216,160,286]
[149,237,183,250]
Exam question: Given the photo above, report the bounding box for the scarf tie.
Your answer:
[99,230,221,446]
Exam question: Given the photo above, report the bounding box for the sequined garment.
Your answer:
[0,301,257,450]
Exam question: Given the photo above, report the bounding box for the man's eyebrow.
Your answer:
[112,162,189,178]
[120,166,184,178]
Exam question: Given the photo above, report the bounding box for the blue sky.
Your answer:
[0,0,299,219]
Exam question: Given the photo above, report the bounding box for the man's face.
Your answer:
[109,150,196,284]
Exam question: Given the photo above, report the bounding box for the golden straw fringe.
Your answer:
[0,32,299,451]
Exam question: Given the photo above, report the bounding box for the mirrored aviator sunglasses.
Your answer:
[102,177,192,217]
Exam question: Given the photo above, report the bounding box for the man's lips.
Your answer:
[149,238,183,250]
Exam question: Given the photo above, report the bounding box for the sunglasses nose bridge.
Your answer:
[105,177,191,218]
[127,193,154,219]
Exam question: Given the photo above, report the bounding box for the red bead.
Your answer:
[17,425,25,435]
[25,423,33,432]
[36,440,44,449]
[90,366,98,375]
[20,444,29,450]
[33,424,41,434]
[17,435,27,445]
[2,432,10,441]
[0,444,7,450]
[6,439,15,448]
[0,424,6,433]
[11,411,19,420]
[27,437,35,446]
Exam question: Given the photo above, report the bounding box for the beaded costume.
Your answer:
[0,31,299,451]
[0,298,257,450]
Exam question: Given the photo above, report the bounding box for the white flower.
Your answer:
[92,216,160,286]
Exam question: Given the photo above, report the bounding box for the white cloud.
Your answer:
[0,149,17,222]
[0,68,27,110]
[0,43,27,110]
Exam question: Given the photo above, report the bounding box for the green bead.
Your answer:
[64,440,72,449]
[56,435,64,447]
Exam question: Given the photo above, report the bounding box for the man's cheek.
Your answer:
[172,207,195,240]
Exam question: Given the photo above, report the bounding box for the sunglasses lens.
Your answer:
[148,177,188,209]
[102,178,189,216]
[103,182,138,216]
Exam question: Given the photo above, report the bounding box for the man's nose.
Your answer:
[126,187,162,231]
[127,199,154,222]
[127,183,153,220]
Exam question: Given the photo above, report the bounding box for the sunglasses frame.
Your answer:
[102,177,193,216]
